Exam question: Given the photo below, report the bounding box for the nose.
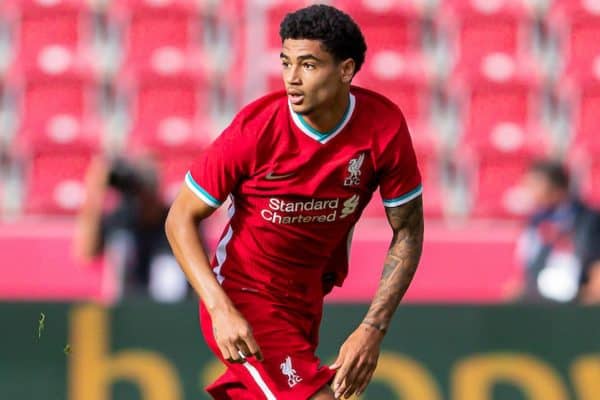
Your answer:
[284,65,301,86]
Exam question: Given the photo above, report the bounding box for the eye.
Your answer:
[281,60,290,68]
[303,63,316,70]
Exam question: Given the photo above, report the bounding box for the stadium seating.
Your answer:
[450,53,545,152]
[559,61,600,156]
[119,63,212,152]
[353,51,433,127]
[7,61,101,155]
[332,0,427,53]
[214,0,250,102]
[548,0,600,78]
[467,150,539,218]
[6,0,600,307]
[24,149,92,214]
[108,0,205,73]
[449,52,548,217]
[1,0,94,72]
[438,0,535,75]
[0,0,594,222]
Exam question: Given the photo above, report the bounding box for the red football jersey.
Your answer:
[187,86,422,296]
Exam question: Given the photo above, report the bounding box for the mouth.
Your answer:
[287,90,304,105]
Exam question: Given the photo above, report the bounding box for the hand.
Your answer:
[211,306,264,364]
[330,324,383,398]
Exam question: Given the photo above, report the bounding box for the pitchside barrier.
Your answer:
[1,302,599,400]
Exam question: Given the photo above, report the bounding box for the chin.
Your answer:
[291,103,312,115]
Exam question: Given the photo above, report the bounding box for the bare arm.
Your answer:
[332,195,424,399]
[362,195,424,333]
[74,158,108,261]
[165,185,225,308]
[165,185,263,362]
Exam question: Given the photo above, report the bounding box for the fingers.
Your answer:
[335,356,377,399]
[343,364,373,398]
[218,345,232,363]
[341,366,361,398]
[218,330,263,364]
[333,358,355,398]
[242,332,264,362]
[236,340,252,358]
[225,342,244,363]
[356,369,375,397]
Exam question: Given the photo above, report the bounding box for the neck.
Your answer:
[301,89,350,133]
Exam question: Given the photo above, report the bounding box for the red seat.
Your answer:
[439,0,534,73]
[120,65,212,152]
[449,53,548,218]
[8,63,100,155]
[549,0,600,77]
[469,151,538,218]
[2,0,93,70]
[333,0,426,53]
[24,150,93,215]
[560,70,600,155]
[109,0,203,71]
[353,51,433,127]
[217,0,254,104]
[451,53,544,152]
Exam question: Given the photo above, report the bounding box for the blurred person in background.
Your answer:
[75,155,189,303]
[514,160,600,303]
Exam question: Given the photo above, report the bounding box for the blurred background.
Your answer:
[1,0,600,399]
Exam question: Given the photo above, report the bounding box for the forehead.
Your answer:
[281,38,332,60]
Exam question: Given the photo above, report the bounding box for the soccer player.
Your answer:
[165,4,424,399]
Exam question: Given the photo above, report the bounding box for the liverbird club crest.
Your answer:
[280,356,303,387]
[344,153,365,187]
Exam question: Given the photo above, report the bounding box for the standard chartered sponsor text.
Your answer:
[261,197,358,224]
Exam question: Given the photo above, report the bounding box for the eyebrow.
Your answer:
[279,52,323,63]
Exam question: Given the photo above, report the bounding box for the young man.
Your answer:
[165,4,424,399]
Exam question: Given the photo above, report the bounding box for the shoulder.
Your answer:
[351,85,406,132]
[351,86,412,155]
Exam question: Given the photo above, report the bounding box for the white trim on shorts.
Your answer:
[242,361,276,400]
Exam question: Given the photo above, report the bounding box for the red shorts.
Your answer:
[199,288,335,400]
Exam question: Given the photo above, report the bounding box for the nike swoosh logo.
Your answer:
[265,172,295,180]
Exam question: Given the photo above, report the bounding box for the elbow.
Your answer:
[164,206,177,244]
[164,204,193,246]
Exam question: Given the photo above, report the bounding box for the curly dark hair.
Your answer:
[279,4,367,76]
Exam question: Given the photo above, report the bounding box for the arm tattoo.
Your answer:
[362,196,424,334]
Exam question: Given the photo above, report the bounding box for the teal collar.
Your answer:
[289,93,356,144]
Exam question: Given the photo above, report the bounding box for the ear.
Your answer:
[340,58,356,84]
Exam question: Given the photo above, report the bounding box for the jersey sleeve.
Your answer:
[378,118,423,207]
[186,115,255,208]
